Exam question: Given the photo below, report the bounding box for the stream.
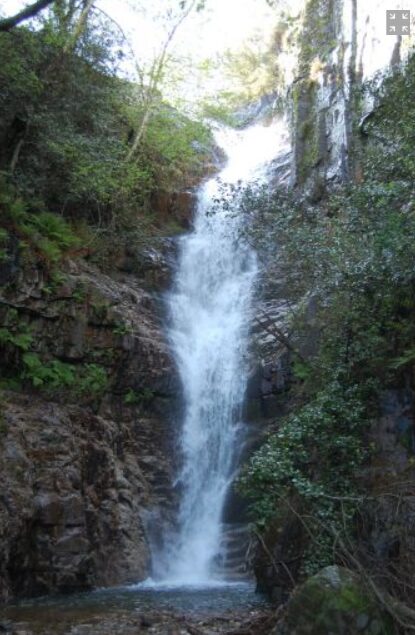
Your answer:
[0,582,271,635]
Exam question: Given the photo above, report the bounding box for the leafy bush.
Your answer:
[0,327,33,352]
[239,382,368,573]
[77,363,108,396]
[0,182,80,264]
[0,309,33,354]
[362,54,415,182]
[0,16,213,251]
[22,353,75,388]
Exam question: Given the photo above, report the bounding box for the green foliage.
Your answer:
[0,308,33,352]
[195,10,300,124]
[72,282,86,303]
[124,387,155,405]
[42,270,68,296]
[0,226,8,261]
[29,212,79,250]
[0,306,107,397]
[0,29,43,106]
[22,352,75,388]
[221,37,278,106]
[77,363,108,395]
[239,382,368,573]
[21,354,107,394]
[0,13,214,257]
[124,98,213,190]
[0,328,33,352]
[0,182,79,263]
[389,348,415,370]
[199,100,240,127]
[112,322,133,336]
[239,175,415,390]
[292,359,312,381]
[237,53,415,576]
[363,55,415,181]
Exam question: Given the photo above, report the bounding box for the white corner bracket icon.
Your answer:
[386,9,411,35]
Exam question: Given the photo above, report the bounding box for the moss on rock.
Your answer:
[274,566,393,634]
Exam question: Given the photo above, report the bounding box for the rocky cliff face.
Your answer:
[291,0,409,196]
[0,246,180,602]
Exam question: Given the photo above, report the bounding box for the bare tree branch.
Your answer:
[125,0,200,162]
[0,0,56,32]
[62,0,94,54]
[253,314,306,362]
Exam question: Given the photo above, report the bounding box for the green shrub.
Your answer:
[22,353,75,388]
[239,382,368,573]
[77,363,108,395]
[124,387,155,405]
[0,181,80,264]
[0,327,33,352]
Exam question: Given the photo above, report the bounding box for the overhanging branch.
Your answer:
[0,0,55,31]
[0,0,56,32]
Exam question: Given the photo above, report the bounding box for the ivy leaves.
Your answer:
[239,382,368,573]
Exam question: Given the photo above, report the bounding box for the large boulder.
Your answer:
[274,566,393,635]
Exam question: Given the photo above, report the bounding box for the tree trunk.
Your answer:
[125,0,199,162]
[63,0,95,54]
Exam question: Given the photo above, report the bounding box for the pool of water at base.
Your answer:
[0,581,270,634]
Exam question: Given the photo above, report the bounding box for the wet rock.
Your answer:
[151,189,197,230]
[171,191,197,229]
[291,0,407,192]
[140,615,153,628]
[34,493,64,525]
[0,604,275,635]
[0,257,179,602]
[0,394,175,600]
[233,93,277,127]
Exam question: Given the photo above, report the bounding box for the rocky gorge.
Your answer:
[1,0,415,633]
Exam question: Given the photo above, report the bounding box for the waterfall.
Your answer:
[155,121,285,585]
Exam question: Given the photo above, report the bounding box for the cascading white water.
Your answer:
[157,121,285,585]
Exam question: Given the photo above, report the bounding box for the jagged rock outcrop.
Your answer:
[113,238,177,291]
[0,249,180,602]
[151,190,198,231]
[2,398,148,597]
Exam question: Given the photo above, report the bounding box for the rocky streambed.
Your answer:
[0,584,274,635]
